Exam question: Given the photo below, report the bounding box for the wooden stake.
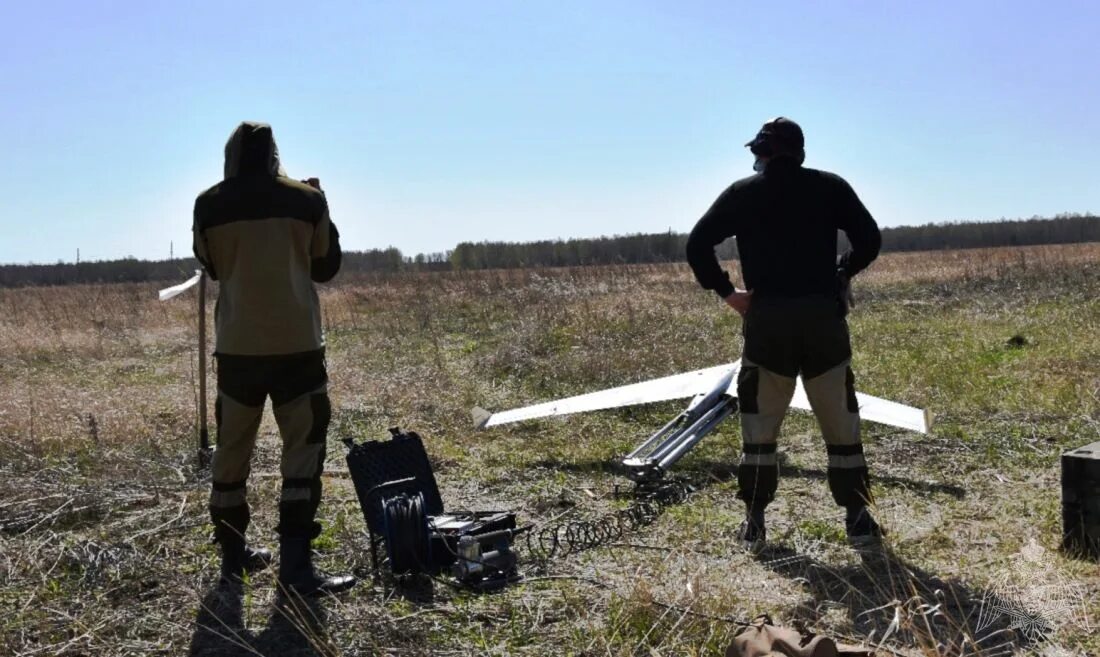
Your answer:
[198,272,211,460]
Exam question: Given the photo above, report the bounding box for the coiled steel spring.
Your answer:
[522,480,693,562]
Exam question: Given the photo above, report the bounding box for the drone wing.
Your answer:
[476,362,740,428]
[789,382,931,434]
[853,391,932,434]
[158,270,202,301]
[477,361,931,434]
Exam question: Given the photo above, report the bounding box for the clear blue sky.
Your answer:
[1,1,1097,264]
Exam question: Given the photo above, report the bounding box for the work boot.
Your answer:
[737,508,767,553]
[845,506,884,547]
[277,537,357,597]
[219,539,272,583]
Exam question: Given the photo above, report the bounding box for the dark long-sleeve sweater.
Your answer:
[686,160,881,299]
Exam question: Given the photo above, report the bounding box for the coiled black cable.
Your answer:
[382,492,431,574]
[523,480,693,562]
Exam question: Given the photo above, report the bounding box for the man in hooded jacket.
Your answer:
[686,117,884,551]
[193,121,354,595]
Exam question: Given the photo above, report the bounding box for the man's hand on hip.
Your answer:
[723,289,753,317]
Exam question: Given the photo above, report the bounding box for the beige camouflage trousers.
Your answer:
[209,350,331,542]
[736,297,871,510]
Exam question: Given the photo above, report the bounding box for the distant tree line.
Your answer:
[880,213,1099,251]
[447,231,737,270]
[1,214,1096,287]
[0,258,205,288]
[450,214,1098,271]
[0,249,427,288]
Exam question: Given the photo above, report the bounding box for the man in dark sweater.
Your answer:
[685,117,884,550]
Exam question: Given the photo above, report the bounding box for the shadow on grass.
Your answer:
[532,458,967,499]
[189,582,331,657]
[756,543,1040,655]
[388,573,438,604]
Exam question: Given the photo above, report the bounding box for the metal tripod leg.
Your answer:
[620,396,738,483]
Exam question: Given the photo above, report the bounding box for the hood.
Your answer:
[223,121,287,179]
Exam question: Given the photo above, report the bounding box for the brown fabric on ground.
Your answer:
[726,616,875,657]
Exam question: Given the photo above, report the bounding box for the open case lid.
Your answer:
[345,428,445,535]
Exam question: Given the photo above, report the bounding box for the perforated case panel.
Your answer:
[346,431,444,535]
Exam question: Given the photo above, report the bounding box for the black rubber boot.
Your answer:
[738,506,767,553]
[219,539,273,583]
[845,506,884,547]
[277,537,356,597]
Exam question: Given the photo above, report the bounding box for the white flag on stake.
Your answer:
[158,270,203,301]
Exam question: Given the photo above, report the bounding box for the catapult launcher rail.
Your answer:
[475,360,931,485]
[620,370,737,482]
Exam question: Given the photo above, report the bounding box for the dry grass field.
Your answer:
[1,243,1098,656]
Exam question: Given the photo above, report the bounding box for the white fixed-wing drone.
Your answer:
[475,360,931,484]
